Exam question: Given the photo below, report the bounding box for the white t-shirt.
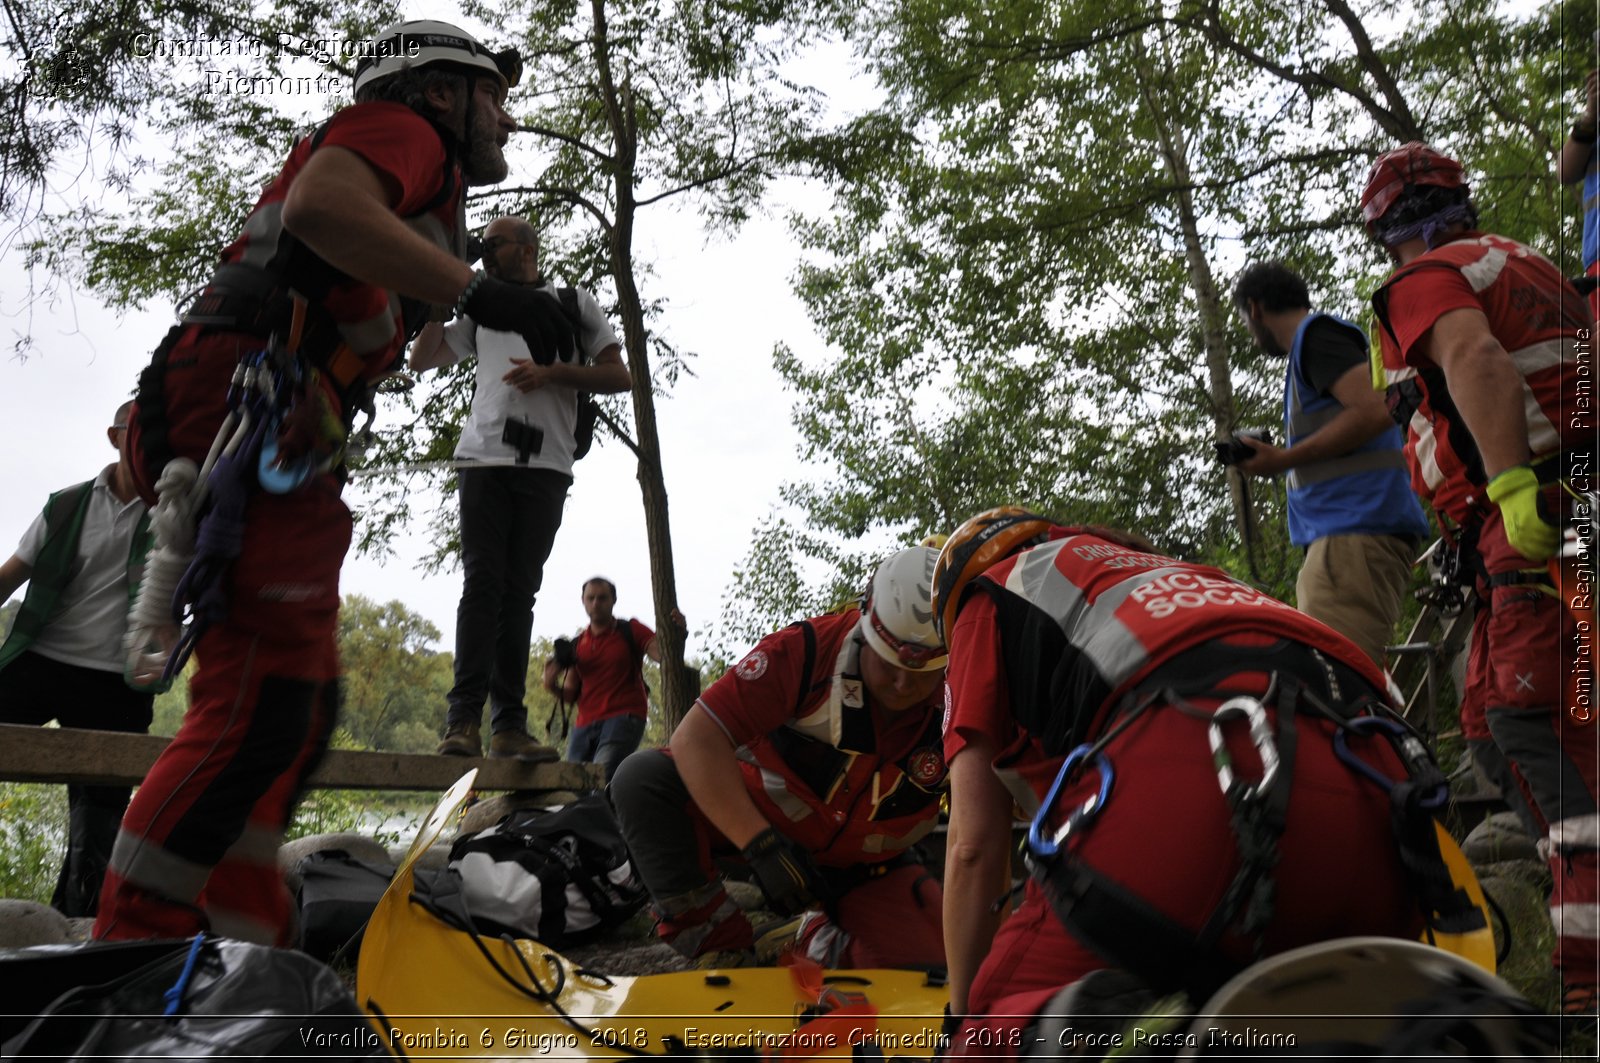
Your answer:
[446,281,620,475]
[15,467,149,673]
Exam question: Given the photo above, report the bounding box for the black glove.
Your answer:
[462,275,576,366]
[741,827,826,916]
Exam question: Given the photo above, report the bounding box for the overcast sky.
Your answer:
[0,68,854,663]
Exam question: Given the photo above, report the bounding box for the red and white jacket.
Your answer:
[699,611,946,866]
[1371,232,1589,524]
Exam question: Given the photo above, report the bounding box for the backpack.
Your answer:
[439,794,647,947]
[293,850,398,963]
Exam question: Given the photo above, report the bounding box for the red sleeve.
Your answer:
[699,624,813,747]
[315,102,450,216]
[629,618,655,653]
[941,593,1018,763]
[1383,265,1483,368]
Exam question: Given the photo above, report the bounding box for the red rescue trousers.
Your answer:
[94,325,352,944]
[1461,499,1598,988]
[949,700,1420,1057]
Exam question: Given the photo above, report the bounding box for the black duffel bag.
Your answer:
[2,933,384,1059]
[439,793,647,947]
[294,849,397,963]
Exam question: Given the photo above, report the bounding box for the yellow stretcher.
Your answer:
[356,772,950,1061]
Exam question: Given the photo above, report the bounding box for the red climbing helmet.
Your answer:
[1359,142,1467,232]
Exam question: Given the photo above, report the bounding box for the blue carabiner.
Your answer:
[1027,744,1114,859]
[1333,715,1448,810]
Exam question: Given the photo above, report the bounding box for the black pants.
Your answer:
[445,465,571,734]
[0,650,155,918]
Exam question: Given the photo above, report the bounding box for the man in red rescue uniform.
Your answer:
[1361,142,1597,1016]
[609,546,949,969]
[96,21,578,944]
[935,510,1438,1052]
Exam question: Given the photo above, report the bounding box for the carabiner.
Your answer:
[1207,696,1279,802]
[1027,744,1114,859]
[1332,715,1448,809]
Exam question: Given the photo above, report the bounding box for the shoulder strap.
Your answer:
[791,619,819,718]
[558,287,581,324]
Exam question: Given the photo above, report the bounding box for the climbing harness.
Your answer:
[1022,667,1491,1000]
[123,331,331,685]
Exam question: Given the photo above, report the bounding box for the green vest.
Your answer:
[0,479,169,693]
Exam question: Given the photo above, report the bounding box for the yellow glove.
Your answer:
[1486,464,1559,562]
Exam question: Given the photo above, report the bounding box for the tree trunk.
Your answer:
[1134,39,1252,548]
[591,0,693,726]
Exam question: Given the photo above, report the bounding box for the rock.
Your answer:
[458,791,580,836]
[726,881,765,911]
[0,899,72,947]
[1462,811,1540,865]
[1475,858,1558,1013]
[278,832,394,891]
[388,842,452,871]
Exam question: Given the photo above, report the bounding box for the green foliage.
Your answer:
[725,0,1578,628]
[150,664,192,737]
[338,595,451,753]
[0,782,66,904]
[286,787,413,848]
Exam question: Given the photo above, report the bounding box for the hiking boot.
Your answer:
[752,913,806,965]
[437,722,482,757]
[489,728,559,763]
[693,948,758,970]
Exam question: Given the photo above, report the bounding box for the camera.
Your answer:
[502,418,544,463]
[1213,430,1272,467]
[552,636,577,669]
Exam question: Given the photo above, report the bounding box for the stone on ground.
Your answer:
[0,899,71,947]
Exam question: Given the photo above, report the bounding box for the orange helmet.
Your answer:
[932,507,1054,641]
[1360,142,1467,232]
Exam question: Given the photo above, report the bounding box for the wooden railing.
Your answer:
[0,724,602,793]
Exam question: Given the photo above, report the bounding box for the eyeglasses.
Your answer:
[110,424,128,432]
[481,236,535,255]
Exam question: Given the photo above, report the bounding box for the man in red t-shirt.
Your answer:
[96,21,577,946]
[543,577,678,781]
[609,547,949,969]
[933,509,1471,1053]
[1362,143,1596,1015]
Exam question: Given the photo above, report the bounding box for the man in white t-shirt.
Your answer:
[0,401,165,917]
[411,215,630,760]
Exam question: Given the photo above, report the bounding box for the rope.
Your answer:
[123,458,202,686]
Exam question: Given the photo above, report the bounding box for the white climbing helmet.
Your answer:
[859,546,947,671]
[353,20,521,97]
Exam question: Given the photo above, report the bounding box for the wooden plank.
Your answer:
[0,724,602,792]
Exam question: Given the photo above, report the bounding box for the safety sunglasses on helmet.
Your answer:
[866,608,945,668]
